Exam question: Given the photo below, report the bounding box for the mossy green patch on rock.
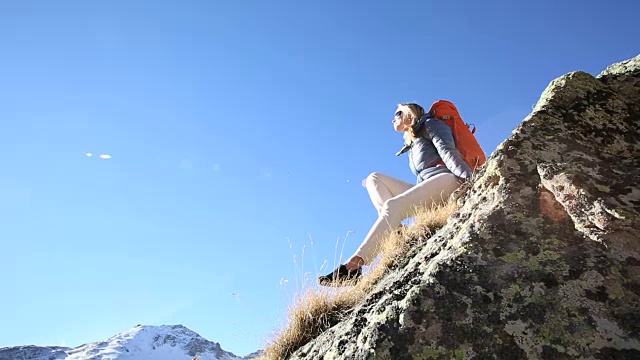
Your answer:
[501,250,526,264]
[413,347,464,360]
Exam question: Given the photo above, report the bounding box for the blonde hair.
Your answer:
[397,103,426,145]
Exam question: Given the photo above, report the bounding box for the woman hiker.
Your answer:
[317,102,483,286]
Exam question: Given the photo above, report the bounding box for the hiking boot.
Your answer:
[317,265,362,287]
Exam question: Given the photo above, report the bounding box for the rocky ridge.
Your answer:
[289,55,640,359]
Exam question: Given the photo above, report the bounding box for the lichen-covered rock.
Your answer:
[289,55,640,360]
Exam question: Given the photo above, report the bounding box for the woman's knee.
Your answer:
[378,197,411,226]
[381,196,406,214]
[365,172,384,189]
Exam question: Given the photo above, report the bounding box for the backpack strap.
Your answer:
[396,143,411,156]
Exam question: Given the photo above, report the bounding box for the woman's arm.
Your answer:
[423,116,473,179]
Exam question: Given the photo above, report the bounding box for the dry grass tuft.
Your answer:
[262,285,362,359]
[378,200,458,270]
[262,201,458,359]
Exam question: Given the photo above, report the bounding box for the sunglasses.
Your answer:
[394,110,403,118]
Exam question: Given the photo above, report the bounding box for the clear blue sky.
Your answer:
[1,0,638,356]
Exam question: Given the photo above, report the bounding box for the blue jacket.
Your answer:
[397,114,473,184]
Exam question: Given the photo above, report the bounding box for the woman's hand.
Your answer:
[449,179,472,206]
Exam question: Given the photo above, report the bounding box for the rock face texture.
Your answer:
[290,55,640,359]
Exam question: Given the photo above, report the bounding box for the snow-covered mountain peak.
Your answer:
[105,324,218,351]
[0,325,260,360]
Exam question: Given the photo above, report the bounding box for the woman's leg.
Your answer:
[365,172,413,213]
[350,172,462,266]
[325,173,413,277]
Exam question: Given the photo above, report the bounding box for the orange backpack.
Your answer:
[428,100,486,171]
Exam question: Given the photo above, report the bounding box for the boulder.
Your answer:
[290,55,640,360]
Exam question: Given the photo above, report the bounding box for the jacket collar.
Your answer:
[395,114,431,156]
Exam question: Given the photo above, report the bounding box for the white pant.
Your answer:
[352,171,461,265]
